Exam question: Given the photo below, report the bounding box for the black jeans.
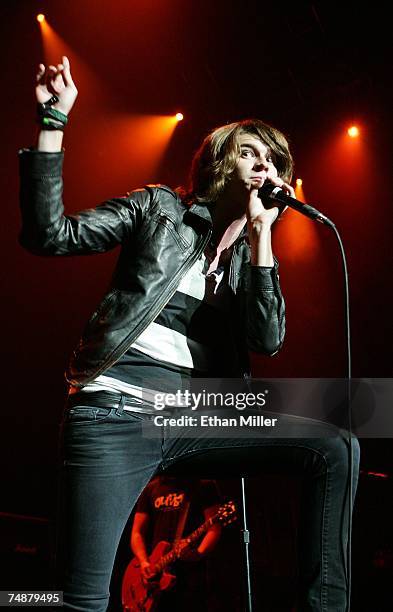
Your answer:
[58,395,360,612]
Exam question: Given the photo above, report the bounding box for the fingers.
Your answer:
[249,186,262,202]
[36,57,76,92]
[266,175,294,197]
[61,55,76,87]
[55,64,67,90]
[43,64,60,95]
[36,63,45,83]
[246,187,264,220]
[62,55,75,87]
[285,183,296,198]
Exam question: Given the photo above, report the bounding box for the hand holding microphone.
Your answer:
[259,182,335,227]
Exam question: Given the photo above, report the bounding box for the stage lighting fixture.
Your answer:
[296,178,303,187]
[348,125,359,138]
[36,14,45,23]
[175,113,184,121]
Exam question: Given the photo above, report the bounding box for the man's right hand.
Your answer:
[36,55,78,116]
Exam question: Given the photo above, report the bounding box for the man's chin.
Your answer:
[249,178,264,189]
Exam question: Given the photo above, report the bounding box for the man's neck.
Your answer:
[209,192,246,249]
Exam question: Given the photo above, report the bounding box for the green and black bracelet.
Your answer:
[37,95,68,131]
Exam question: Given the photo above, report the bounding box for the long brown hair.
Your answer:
[181,119,294,204]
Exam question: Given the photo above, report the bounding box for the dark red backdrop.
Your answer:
[1,1,392,605]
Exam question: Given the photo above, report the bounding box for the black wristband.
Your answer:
[41,94,59,109]
[39,116,66,131]
[37,103,68,131]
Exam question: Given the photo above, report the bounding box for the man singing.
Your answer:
[19,56,359,611]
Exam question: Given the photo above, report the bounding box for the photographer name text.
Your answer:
[153,414,278,428]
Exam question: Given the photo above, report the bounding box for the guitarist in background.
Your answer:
[128,475,222,610]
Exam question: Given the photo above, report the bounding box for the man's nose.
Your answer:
[253,157,269,171]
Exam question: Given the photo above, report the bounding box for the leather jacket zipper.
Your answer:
[83,229,212,382]
[229,243,237,293]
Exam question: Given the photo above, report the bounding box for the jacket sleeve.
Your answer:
[18,149,148,256]
[245,263,286,356]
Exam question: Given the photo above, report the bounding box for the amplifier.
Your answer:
[0,512,53,589]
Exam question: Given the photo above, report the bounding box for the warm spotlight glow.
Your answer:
[175,113,184,121]
[275,181,321,263]
[38,20,105,104]
[296,178,303,187]
[348,125,359,138]
[36,14,45,23]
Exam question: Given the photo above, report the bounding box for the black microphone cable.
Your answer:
[260,185,354,611]
[328,223,353,612]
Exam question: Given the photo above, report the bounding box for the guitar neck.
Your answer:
[154,518,213,573]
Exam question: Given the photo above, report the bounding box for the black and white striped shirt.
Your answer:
[79,247,240,408]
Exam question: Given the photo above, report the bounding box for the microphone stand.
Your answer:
[241,476,253,611]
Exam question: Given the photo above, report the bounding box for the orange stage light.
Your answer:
[92,114,180,192]
[175,113,184,121]
[347,125,359,138]
[274,181,321,263]
[36,14,45,23]
[38,19,106,105]
[296,178,303,187]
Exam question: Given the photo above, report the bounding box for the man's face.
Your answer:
[229,133,279,195]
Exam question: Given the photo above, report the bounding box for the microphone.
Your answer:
[259,183,335,228]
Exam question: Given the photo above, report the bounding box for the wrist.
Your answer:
[37,130,64,152]
[251,251,274,266]
[37,95,68,130]
[250,237,274,266]
[248,221,272,235]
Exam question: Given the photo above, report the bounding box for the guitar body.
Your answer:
[122,541,177,612]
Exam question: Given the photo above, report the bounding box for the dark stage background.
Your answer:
[1,1,392,609]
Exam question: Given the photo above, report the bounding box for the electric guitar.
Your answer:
[121,500,237,612]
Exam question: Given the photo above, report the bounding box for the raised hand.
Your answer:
[35,55,78,116]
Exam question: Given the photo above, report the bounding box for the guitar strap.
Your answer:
[173,500,190,544]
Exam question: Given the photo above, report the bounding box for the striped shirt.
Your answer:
[76,217,245,412]
[78,246,240,409]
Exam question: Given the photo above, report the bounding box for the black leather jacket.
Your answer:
[19,150,285,387]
